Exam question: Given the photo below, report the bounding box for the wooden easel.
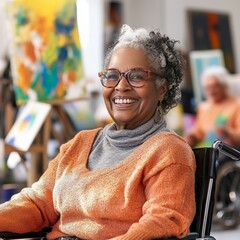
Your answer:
[50,101,77,144]
[3,96,88,186]
[44,96,89,145]
[4,111,51,186]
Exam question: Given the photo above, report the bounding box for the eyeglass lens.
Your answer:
[100,69,148,87]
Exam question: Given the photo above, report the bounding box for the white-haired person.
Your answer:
[185,65,240,148]
[0,25,196,240]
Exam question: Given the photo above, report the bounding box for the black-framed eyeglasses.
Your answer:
[98,68,161,88]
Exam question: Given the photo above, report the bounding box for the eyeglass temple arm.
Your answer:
[212,139,240,161]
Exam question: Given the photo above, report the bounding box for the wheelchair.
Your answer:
[213,146,240,230]
[0,140,239,240]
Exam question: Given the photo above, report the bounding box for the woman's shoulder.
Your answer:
[144,132,195,163]
[60,128,102,150]
[74,127,102,138]
[140,132,196,177]
[148,131,190,148]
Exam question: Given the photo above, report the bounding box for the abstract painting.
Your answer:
[6,0,84,104]
[188,10,235,74]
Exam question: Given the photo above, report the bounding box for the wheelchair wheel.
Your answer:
[214,161,240,230]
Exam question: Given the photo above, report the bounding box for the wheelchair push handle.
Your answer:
[212,140,240,161]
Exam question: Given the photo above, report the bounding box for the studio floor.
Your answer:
[211,223,240,239]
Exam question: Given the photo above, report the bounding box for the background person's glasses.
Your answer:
[98,68,160,88]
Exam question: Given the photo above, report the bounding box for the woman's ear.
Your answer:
[158,84,168,102]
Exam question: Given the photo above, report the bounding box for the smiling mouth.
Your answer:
[113,98,138,104]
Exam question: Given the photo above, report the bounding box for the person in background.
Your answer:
[184,65,240,148]
[0,25,196,240]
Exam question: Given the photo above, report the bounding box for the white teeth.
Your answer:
[114,99,136,104]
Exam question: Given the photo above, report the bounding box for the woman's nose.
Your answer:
[115,76,132,91]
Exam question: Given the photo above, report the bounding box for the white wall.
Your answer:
[77,0,104,86]
[0,0,10,59]
[123,0,166,31]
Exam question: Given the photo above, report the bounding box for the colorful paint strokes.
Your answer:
[7,0,84,104]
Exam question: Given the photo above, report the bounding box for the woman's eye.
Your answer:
[130,73,144,80]
[107,73,118,80]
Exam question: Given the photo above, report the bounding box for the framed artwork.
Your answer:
[5,101,51,151]
[6,0,85,105]
[188,10,235,74]
[189,49,225,104]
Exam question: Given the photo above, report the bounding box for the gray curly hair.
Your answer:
[104,24,184,115]
[201,65,229,87]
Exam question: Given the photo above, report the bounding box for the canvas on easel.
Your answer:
[5,0,85,105]
[5,101,51,152]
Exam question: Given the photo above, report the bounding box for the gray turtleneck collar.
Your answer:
[87,117,172,170]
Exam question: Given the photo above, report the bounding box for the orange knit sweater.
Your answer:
[0,129,196,240]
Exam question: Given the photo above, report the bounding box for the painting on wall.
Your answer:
[188,10,235,74]
[189,49,225,104]
[6,0,85,105]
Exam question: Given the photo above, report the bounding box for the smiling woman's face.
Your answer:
[102,47,162,130]
[203,76,228,103]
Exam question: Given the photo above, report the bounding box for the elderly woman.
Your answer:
[0,25,196,240]
[185,65,240,148]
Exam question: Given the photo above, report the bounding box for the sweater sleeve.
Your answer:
[110,141,196,240]
[0,146,64,232]
[0,128,99,234]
